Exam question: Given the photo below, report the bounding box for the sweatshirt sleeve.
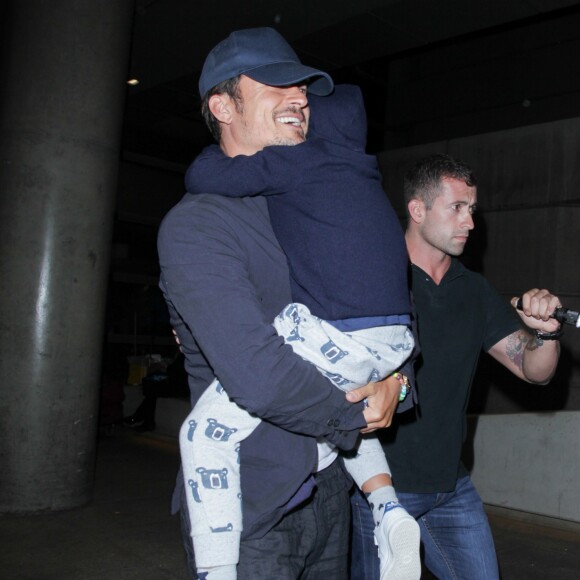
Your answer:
[184,142,307,197]
[184,84,369,199]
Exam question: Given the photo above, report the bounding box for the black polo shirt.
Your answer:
[381,259,521,493]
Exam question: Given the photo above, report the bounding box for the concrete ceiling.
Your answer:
[123,0,580,162]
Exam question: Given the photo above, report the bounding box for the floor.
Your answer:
[1,426,579,580]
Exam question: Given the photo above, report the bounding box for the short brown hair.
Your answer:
[404,153,477,209]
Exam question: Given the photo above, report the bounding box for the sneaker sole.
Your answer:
[379,515,421,580]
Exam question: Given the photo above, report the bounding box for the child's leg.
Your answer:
[273,302,412,504]
[273,304,411,501]
[274,304,419,579]
[273,303,413,391]
[343,436,391,491]
[345,438,420,580]
[343,437,396,515]
[180,378,261,579]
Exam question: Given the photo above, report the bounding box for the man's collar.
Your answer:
[411,257,465,285]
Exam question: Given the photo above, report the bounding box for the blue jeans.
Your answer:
[350,475,499,580]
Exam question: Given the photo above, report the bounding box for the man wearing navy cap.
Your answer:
[158,28,400,578]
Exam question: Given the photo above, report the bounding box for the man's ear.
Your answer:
[408,199,425,224]
[208,94,233,124]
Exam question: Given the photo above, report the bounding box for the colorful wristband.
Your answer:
[392,372,410,402]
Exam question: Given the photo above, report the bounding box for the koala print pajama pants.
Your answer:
[179,302,414,570]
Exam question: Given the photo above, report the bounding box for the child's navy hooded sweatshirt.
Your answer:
[185,84,411,325]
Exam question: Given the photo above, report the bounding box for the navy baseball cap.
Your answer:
[198,27,334,98]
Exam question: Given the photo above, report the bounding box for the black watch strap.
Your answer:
[533,328,564,343]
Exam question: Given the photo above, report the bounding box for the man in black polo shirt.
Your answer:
[351,153,562,580]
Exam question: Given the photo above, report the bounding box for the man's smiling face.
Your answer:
[227,75,310,155]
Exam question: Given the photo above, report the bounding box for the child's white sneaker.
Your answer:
[375,501,421,580]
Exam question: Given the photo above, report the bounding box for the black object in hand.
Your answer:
[515,298,579,328]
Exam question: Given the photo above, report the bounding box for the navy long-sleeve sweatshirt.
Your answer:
[185,84,411,323]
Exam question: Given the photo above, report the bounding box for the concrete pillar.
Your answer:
[0,0,135,512]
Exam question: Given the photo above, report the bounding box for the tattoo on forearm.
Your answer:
[506,332,538,370]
